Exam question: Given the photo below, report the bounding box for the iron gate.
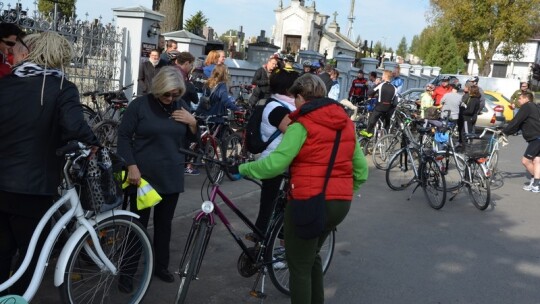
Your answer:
[0,1,126,94]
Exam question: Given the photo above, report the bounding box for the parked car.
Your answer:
[483,90,514,121]
[399,88,424,104]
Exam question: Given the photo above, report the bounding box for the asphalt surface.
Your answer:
[32,135,540,303]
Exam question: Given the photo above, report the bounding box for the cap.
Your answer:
[449,83,459,90]
[167,50,181,61]
[302,60,312,67]
[468,76,479,83]
[426,84,436,91]
[440,75,450,81]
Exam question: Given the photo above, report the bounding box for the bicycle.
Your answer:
[476,127,508,177]
[0,142,153,303]
[385,121,447,209]
[175,148,335,303]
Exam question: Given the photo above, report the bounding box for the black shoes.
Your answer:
[154,268,175,283]
[118,275,133,293]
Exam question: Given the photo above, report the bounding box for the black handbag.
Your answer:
[290,130,342,239]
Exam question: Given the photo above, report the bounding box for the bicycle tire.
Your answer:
[203,140,224,184]
[421,158,447,210]
[59,215,153,304]
[372,134,402,170]
[222,133,243,181]
[385,148,419,191]
[82,104,101,127]
[438,152,466,192]
[175,218,210,304]
[92,119,119,152]
[266,215,335,296]
[488,150,499,176]
[468,162,491,210]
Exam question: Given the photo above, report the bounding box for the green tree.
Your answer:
[184,11,208,37]
[153,0,187,32]
[424,23,465,74]
[409,35,419,54]
[430,0,540,76]
[373,41,383,56]
[38,0,76,19]
[396,36,408,58]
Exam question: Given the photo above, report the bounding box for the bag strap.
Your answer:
[265,98,290,144]
[322,130,342,194]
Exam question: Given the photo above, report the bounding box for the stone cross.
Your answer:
[333,11,338,23]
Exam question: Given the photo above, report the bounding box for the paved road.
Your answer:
[34,135,540,303]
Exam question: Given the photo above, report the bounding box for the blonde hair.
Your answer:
[151,66,186,97]
[26,32,73,69]
[382,70,393,81]
[288,73,327,101]
[207,64,229,89]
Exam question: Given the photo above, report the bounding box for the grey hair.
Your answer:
[288,73,327,101]
[151,66,186,97]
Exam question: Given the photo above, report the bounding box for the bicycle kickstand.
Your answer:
[249,267,268,303]
[407,181,421,201]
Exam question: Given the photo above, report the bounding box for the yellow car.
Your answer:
[484,90,514,121]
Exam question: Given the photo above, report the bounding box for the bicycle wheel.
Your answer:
[421,158,447,210]
[438,152,466,192]
[203,140,224,184]
[222,133,243,181]
[385,148,419,191]
[82,105,100,127]
[467,162,491,210]
[488,150,499,176]
[266,215,335,296]
[92,120,119,152]
[175,218,210,304]
[60,215,153,304]
[372,134,402,170]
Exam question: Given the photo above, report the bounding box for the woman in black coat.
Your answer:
[117,66,198,283]
[461,85,481,139]
[0,32,99,295]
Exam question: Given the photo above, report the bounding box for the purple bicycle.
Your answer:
[175,148,335,303]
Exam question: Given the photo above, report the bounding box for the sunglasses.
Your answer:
[162,92,180,99]
[1,39,16,47]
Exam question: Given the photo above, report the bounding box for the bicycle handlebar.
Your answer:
[478,126,504,138]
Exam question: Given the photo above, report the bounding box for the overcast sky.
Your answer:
[15,0,430,49]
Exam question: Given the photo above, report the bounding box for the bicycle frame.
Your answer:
[0,169,138,302]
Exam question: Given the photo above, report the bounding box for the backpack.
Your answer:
[199,84,219,111]
[245,98,289,154]
[425,106,441,120]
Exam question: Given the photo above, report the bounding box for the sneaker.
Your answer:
[359,129,373,138]
[531,185,540,193]
[273,261,288,270]
[184,167,200,176]
[523,178,534,191]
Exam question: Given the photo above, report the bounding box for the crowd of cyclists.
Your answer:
[1,17,540,302]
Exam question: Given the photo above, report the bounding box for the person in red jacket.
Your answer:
[432,76,452,106]
[236,73,368,304]
[348,70,368,104]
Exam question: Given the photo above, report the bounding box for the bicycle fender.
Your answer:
[53,210,140,286]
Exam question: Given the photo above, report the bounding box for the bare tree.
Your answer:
[152,0,186,32]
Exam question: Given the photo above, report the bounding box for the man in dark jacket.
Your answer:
[503,92,540,192]
[137,49,165,96]
[360,70,396,137]
[318,64,334,95]
[248,56,278,105]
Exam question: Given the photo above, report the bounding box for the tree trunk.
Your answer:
[152,0,186,32]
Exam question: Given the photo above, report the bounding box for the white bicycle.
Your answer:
[0,142,154,303]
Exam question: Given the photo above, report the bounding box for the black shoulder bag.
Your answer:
[290,130,342,240]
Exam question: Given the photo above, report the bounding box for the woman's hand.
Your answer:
[127,165,141,187]
[171,108,197,133]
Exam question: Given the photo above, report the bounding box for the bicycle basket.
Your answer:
[462,138,491,158]
[79,148,124,213]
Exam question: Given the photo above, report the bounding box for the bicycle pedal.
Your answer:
[249,290,267,299]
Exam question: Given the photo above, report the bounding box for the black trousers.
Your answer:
[0,191,53,296]
[367,109,391,134]
[129,192,179,271]
[255,175,284,234]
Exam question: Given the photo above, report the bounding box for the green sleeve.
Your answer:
[239,123,306,179]
[352,139,369,191]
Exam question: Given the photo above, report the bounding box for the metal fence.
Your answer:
[0,1,125,94]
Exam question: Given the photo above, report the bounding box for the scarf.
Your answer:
[12,61,64,78]
[12,62,65,106]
